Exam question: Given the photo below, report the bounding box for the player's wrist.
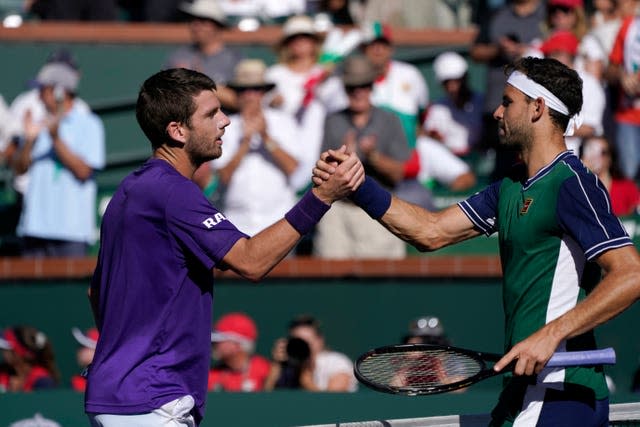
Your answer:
[284,190,330,236]
[349,176,391,220]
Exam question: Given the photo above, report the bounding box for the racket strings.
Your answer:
[358,349,484,389]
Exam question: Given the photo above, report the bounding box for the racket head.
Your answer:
[354,343,501,396]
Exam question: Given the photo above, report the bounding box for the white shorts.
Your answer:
[88,395,195,427]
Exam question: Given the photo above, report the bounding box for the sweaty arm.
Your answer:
[495,246,640,376]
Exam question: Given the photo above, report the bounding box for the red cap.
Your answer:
[540,31,579,56]
[211,313,257,343]
[548,0,583,8]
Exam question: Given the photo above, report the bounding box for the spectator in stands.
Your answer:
[360,21,428,149]
[581,136,640,216]
[545,0,589,40]
[424,51,484,158]
[0,325,60,392]
[265,14,349,194]
[26,0,118,20]
[313,55,410,259]
[402,315,452,346]
[575,0,623,81]
[607,5,640,180]
[415,135,477,194]
[539,30,606,155]
[165,0,243,110]
[0,93,21,254]
[470,0,547,180]
[213,59,302,236]
[12,62,105,257]
[266,14,348,118]
[265,314,357,392]
[2,49,91,256]
[70,327,98,392]
[208,312,271,392]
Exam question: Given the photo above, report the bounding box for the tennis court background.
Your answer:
[2,276,640,426]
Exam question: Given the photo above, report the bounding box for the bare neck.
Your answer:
[153,146,197,180]
[521,133,567,178]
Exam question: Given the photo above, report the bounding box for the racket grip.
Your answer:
[547,348,616,367]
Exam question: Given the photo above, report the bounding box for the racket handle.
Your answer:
[547,347,616,367]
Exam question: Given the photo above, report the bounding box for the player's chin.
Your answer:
[211,147,223,160]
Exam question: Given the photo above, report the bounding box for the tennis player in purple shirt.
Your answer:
[85,68,364,426]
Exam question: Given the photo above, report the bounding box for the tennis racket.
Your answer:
[354,344,616,396]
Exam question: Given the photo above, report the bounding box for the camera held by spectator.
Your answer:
[273,336,312,389]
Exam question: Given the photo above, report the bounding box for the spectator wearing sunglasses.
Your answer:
[313,55,410,259]
[212,59,303,237]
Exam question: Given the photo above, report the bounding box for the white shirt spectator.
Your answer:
[415,135,472,187]
[214,107,302,236]
[313,350,358,392]
[565,70,605,154]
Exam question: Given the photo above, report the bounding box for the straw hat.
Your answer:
[227,59,276,92]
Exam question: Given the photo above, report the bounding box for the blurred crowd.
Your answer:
[0,312,452,394]
[2,0,638,260]
[3,0,475,29]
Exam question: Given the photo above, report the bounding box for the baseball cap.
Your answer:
[71,327,99,349]
[35,62,80,92]
[539,31,579,56]
[433,51,468,82]
[211,312,257,344]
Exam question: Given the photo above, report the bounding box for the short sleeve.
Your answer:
[457,180,502,236]
[166,181,248,269]
[557,174,633,260]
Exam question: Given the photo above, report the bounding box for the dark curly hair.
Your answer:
[505,57,583,134]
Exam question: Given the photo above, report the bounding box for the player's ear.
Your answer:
[532,97,545,122]
[166,121,187,145]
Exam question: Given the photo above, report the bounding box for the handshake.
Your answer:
[311,146,392,221]
[310,145,365,205]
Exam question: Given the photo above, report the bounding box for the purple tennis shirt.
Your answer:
[85,158,247,421]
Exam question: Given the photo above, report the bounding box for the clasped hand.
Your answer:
[311,145,365,204]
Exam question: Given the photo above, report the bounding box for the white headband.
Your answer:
[506,70,582,136]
